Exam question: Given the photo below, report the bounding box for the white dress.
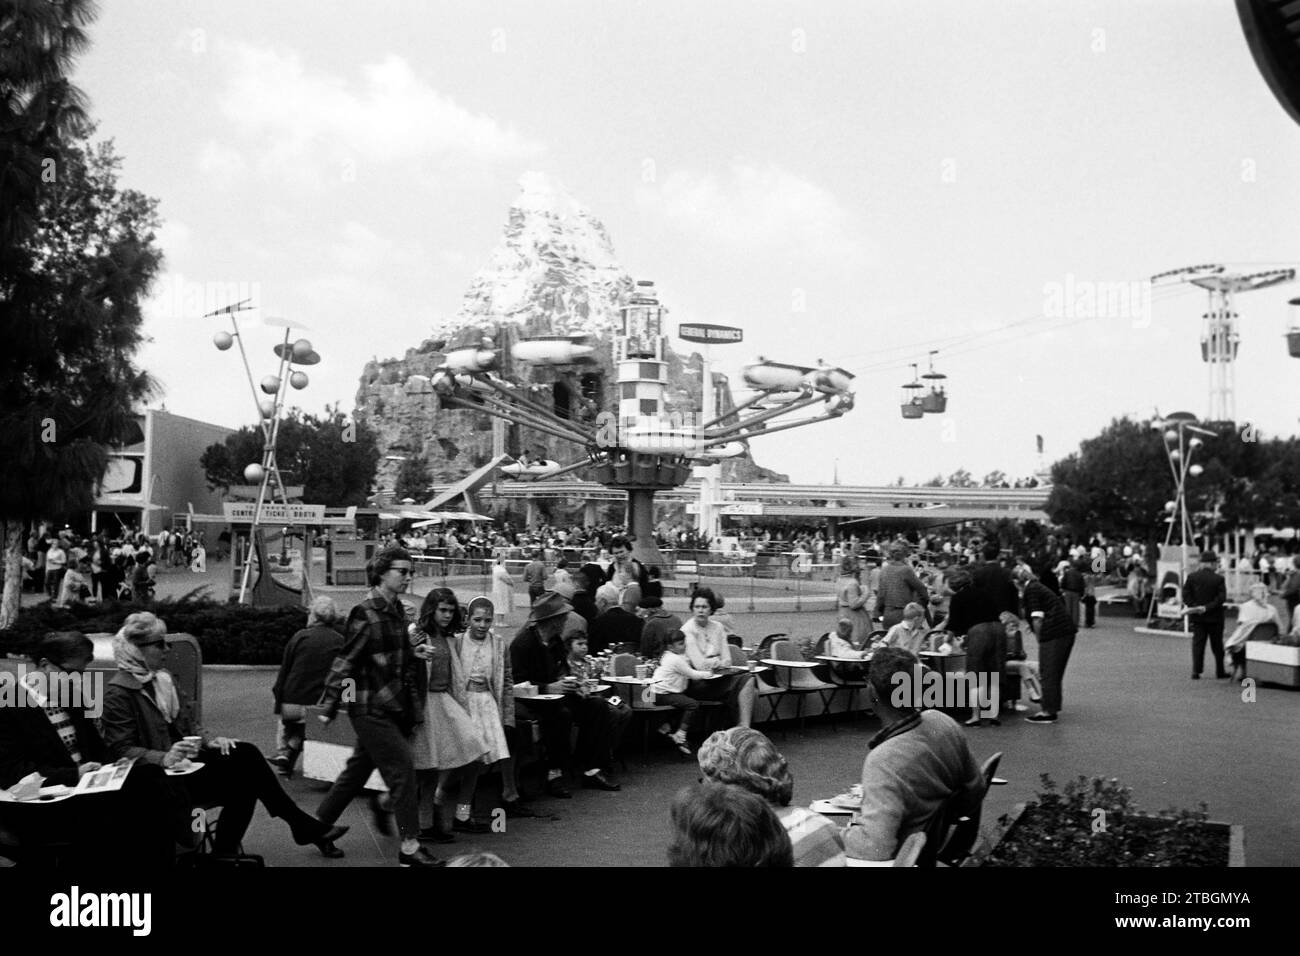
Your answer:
[491,565,513,621]
[461,634,511,763]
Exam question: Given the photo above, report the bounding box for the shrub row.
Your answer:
[0,590,308,666]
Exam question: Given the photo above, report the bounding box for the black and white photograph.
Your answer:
[1,0,1295,929]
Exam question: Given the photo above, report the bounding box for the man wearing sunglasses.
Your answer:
[317,548,443,867]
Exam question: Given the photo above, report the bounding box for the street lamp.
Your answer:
[1152,411,1216,631]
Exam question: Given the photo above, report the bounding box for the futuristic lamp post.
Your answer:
[1150,411,1213,632]
[209,302,320,603]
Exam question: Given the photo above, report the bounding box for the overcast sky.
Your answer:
[74,0,1300,486]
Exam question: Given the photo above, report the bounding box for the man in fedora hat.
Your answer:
[511,592,622,797]
[1183,551,1228,679]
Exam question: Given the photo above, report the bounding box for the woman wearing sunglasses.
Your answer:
[99,612,348,859]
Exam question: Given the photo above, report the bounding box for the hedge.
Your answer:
[0,589,309,666]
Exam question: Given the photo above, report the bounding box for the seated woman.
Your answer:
[667,782,793,868]
[1225,583,1284,682]
[681,588,755,728]
[697,726,845,867]
[824,617,869,681]
[0,631,175,868]
[99,612,347,859]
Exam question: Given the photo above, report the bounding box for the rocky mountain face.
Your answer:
[354,172,787,505]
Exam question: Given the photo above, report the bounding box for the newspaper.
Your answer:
[73,758,136,795]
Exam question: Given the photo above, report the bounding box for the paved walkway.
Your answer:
[203,611,1298,867]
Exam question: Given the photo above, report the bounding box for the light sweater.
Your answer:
[652,650,711,695]
[682,618,728,671]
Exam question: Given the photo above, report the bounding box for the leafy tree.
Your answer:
[200,405,379,506]
[1,130,162,627]
[922,474,945,488]
[393,454,430,503]
[946,468,976,488]
[982,470,1007,488]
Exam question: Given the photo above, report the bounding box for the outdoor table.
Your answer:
[814,654,872,664]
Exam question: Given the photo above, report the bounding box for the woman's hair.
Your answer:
[418,587,463,634]
[1248,582,1270,602]
[839,554,857,575]
[32,630,93,666]
[697,728,794,807]
[307,596,341,628]
[690,586,720,613]
[367,546,413,586]
[946,569,972,591]
[120,611,167,645]
[667,783,793,868]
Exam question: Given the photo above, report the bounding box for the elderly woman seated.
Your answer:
[0,631,176,867]
[1225,583,1284,682]
[696,727,845,867]
[98,612,348,859]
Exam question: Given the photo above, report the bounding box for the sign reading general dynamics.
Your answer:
[679,323,744,344]
[222,503,326,523]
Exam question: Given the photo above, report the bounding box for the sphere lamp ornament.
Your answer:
[1165,501,1177,513]
[1164,429,1178,443]
[244,463,265,484]
[1169,448,1181,461]
[290,370,309,390]
[1189,464,1204,477]
[260,375,281,395]
[258,398,276,418]
[291,338,314,362]
[213,331,234,351]
[1189,437,1203,449]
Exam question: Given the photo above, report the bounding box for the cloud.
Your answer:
[197,140,248,186]
[636,162,870,267]
[212,42,542,182]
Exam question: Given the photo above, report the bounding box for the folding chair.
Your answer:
[766,640,837,733]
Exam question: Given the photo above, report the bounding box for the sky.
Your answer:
[72,0,1300,486]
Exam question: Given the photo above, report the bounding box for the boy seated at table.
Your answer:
[651,630,713,756]
[824,618,869,680]
[883,603,930,655]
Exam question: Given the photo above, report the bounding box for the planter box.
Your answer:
[1245,642,1300,687]
[975,802,1245,867]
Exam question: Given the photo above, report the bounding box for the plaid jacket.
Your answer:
[320,588,425,724]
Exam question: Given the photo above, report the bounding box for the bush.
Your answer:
[981,774,1229,867]
[0,589,308,666]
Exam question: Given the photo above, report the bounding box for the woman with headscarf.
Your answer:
[1224,583,1283,682]
[99,612,348,858]
[836,555,874,646]
[411,588,490,840]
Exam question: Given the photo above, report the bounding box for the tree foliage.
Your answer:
[393,453,430,503]
[199,405,379,507]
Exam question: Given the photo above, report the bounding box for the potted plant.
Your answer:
[973,774,1245,866]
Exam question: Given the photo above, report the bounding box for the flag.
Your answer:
[1036,434,1044,454]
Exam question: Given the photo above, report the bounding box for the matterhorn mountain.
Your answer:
[354,172,785,503]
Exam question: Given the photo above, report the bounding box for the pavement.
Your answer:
[200,607,1297,867]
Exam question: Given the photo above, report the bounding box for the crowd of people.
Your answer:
[16,523,212,606]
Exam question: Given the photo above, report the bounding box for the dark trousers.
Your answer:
[1061,591,1082,628]
[183,742,317,853]
[1084,596,1097,628]
[654,691,700,734]
[528,586,544,605]
[517,695,624,775]
[317,712,419,841]
[1037,634,1075,715]
[0,764,176,868]
[1190,620,1226,677]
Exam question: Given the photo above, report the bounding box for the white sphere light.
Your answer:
[1169,449,1181,461]
[1189,437,1203,449]
[1189,464,1204,477]
[291,338,314,361]
[244,463,265,484]
[258,398,275,418]
[213,331,234,351]
[260,375,280,395]
[290,371,309,389]
[1165,501,1177,513]
[1163,429,1178,443]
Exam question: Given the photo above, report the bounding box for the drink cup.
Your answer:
[182,735,203,756]
[635,664,650,679]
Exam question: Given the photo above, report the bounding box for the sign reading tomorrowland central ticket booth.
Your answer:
[678,323,744,344]
[223,503,326,523]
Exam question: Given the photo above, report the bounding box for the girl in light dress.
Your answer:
[412,589,515,837]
